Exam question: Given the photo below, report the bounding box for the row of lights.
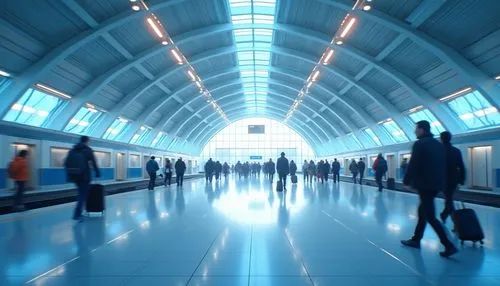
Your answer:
[129,0,229,123]
[284,0,373,123]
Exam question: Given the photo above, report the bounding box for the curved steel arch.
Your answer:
[176,89,342,143]
[191,105,324,152]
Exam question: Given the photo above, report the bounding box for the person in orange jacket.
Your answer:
[9,150,29,211]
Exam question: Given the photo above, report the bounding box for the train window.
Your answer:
[64,105,103,135]
[3,88,67,127]
[130,126,152,145]
[129,154,140,168]
[363,128,382,147]
[50,147,70,167]
[381,120,408,143]
[103,117,129,141]
[94,151,111,167]
[408,109,445,135]
[446,90,500,130]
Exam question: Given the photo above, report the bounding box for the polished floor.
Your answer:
[1,175,500,286]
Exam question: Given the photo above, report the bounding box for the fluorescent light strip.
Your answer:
[407,105,424,113]
[35,83,71,99]
[495,75,500,80]
[439,87,472,102]
[147,17,163,38]
[312,70,320,81]
[0,69,11,77]
[323,49,334,64]
[170,49,183,64]
[340,17,356,38]
[188,70,196,81]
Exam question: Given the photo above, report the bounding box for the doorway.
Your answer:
[386,154,396,179]
[470,146,492,190]
[11,143,38,190]
[116,153,126,181]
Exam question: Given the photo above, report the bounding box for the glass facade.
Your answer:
[64,105,103,135]
[201,118,315,165]
[151,132,169,148]
[130,126,152,145]
[103,118,129,141]
[363,128,382,147]
[382,120,408,143]
[446,90,500,130]
[3,88,67,127]
[408,109,445,135]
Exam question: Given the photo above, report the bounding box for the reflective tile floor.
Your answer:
[1,176,500,286]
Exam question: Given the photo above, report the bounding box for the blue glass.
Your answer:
[408,109,445,135]
[447,90,500,130]
[382,120,408,143]
[103,118,129,141]
[64,106,103,135]
[152,132,168,147]
[3,88,66,127]
[363,128,382,147]
[130,126,152,145]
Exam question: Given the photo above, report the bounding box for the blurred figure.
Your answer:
[175,157,186,187]
[222,162,230,178]
[268,159,276,182]
[317,160,324,183]
[401,121,457,257]
[8,150,29,212]
[307,160,316,183]
[205,158,215,182]
[357,158,366,185]
[331,158,340,183]
[349,159,358,184]
[302,160,309,182]
[440,131,466,224]
[373,154,387,192]
[289,160,297,176]
[400,158,409,179]
[215,161,222,180]
[323,160,331,182]
[276,152,290,189]
[65,136,100,222]
[146,156,159,191]
[235,161,242,179]
[164,159,173,186]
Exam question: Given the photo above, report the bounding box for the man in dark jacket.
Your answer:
[331,159,340,183]
[205,158,215,182]
[357,158,366,185]
[175,157,186,187]
[65,136,100,222]
[401,121,457,257]
[215,161,222,180]
[146,156,160,190]
[268,159,276,182]
[276,152,290,189]
[373,154,387,192]
[440,131,466,224]
[349,159,358,184]
[323,160,331,182]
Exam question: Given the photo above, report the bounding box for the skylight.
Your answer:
[381,120,408,143]
[103,118,129,141]
[444,90,500,130]
[229,0,277,112]
[408,108,445,135]
[363,128,382,147]
[64,104,103,135]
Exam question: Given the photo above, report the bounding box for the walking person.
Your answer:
[323,160,331,182]
[439,131,466,225]
[223,162,230,179]
[8,150,29,212]
[400,158,409,179]
[317,160,324,183]
[175,157,186,187]
[268,159,276,182]
[373,154,387,192]
[164,159,173,186]
[289,160,297,176]
[276,152,290,189]
[349,159,358,184]
[331,159,340,183]
[308,160,316,184]
[357,158,366,185]
[215,161,222,180]
[146,156,160,191]
[65,136,100,222]
[401,121,458,257]
[205,158,215,182]
[302,160,309,182]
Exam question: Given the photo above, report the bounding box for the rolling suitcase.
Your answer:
[86,184,105,214]
[387,178,395,190]
[291,175,298,184]
[276,180,283,192]
[452,202,484,246]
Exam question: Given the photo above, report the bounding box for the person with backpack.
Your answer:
[440,131,466,224]
[349,159,359,184]
[175,157,186,187]
[276,153,290,189]
[401,121,458,257]
[65,136,100,222]
[331,158,340,183]
[146,156,160,191]
[164,159,173,186]
[357,158,366,185]
[373,154,387,192]
[8,150,29,212]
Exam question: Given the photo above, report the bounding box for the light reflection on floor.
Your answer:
[0,175,499,286]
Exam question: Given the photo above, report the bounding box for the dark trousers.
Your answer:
[215,172,220,180]
[332,172,339,183]
[279,174,287,187]
[148,172,156,190]
[325,172,329,181]
[352,173,358,184]
[73,180,90,218]
[164,173,172,185]
[413,191,453,247]
[176,172,184,186]
[269,173,274,182]
[441,186,457,221]
[14,181,26,206]
[359,170,364,184]
[303,172,308,181]
[375,172,384,191]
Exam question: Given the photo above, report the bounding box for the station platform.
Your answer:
[1,175,499,286]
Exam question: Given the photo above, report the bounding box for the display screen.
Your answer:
[248,125,265,134]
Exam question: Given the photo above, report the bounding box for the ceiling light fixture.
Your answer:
[161,40,169,46]
[363,5,371,11]
[439,87,472,102]
[35,83,71,99]
[0,69,11,77]
[340,17,356,38]
[188,70,196,81]
[323,49,334,65]
[495,75,500,80]
[335,40,344,45]
[131,5,140,11]
[170,49,183,64]
[312,70,320,81]
[147,17,163,38]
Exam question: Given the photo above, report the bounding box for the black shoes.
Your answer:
[440,245,458,258]
[401,239,421,249]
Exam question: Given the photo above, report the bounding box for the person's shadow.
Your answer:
[175,189,186,215]
[278,192,290,228]
[332,183,340,203]
[350,186,359,209]
[164,189,173,211]
[358,187,367,212]
[290,184,297,205]
[147,191,159,222]
[374,193,388,226]
[205,183,214,205]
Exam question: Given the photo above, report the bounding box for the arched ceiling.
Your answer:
[0,0,499,156]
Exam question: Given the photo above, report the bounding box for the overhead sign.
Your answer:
[250,156,263,160]
[248,125,265,134]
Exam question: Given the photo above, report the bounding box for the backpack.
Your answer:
[65,148,87,176]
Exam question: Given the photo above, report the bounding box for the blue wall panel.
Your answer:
[93,168,114,181]
[127,168,142,178]
[0,169,6,189]
[40,168,115,185]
